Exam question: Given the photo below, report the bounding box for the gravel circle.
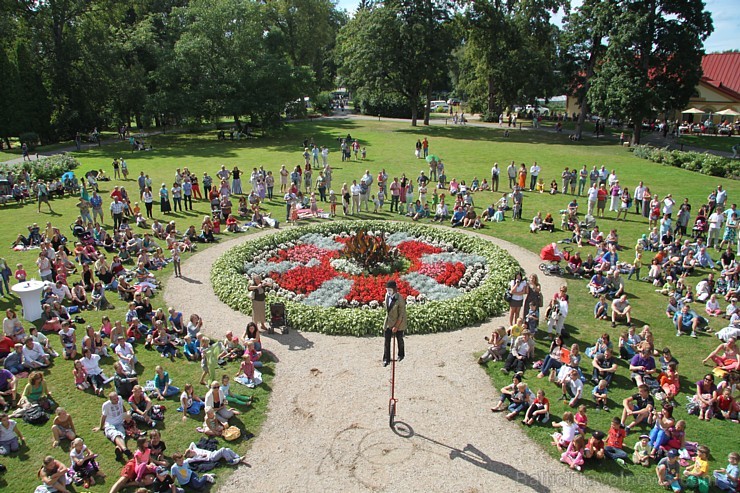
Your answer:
[165,226,624,493]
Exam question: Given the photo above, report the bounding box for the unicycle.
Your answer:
[388,332,398,428]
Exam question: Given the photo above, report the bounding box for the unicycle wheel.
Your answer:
[389,400,396,428]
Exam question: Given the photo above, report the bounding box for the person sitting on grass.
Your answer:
[629,344,657,388]
[592,377,609,410]
[170,451,215,490]
[51,407,76,448]
[490,373,524,412]
[0,412,24,456]
[683,445,711,493]
[37,455,71,493]
[220,375,251,406]
[202,406,226,437]
[68,437,102,489]
[621,384,655,434]
[504,382,533,421]
[501,330,534,375]
[611,294,633,328]
[702,336,739,372]
[93,392,133,461]
[604,416,628,462]
[550,411,577,452]
[674,304,701,338]
[656,449,682,492]
[153,365,180,400]
[179,384,204,422]
[522,389,550,426]
[561,368,584,408]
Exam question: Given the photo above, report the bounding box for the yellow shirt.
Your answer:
[688,457,709,476]
[510,324,523,339]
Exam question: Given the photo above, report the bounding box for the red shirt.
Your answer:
[597,189,607,201]
[0,336,14,354]
[606,426,626,448]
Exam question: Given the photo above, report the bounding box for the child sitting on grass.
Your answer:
[683,445,711,493]
[633,434,652,467]
[551,411,578,452]
[592,379,609,411]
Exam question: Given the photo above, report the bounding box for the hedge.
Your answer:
[630,144,739,179]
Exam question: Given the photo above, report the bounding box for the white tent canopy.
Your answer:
[682,107,705,114]
[715,108,740,116]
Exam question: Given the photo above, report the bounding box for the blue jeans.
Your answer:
[539,355,563,377]
[184,472,208,490]
[714,471,735,492]
[605,446,628,460]
[649,424,669,449]
[157,385,180,397]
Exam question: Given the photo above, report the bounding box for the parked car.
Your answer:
[431,100,450,111]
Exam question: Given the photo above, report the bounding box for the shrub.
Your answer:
[19,132,40,151]
[0,154,81,183]
[630,145,737,179]
[312,91,333,115]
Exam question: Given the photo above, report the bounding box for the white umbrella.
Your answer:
[715,108,740,116]
[682,108,705,114]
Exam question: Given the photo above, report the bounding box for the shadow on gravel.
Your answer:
[392,421,551,492]
[263,329,314,351]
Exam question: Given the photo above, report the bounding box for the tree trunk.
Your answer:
[575,97,588,140]
[411,105,418,126]
[423,85,431,126]
[632,116,642,145]
[3,137,10,149]
[234,115,243,132]
[487,76,495,115]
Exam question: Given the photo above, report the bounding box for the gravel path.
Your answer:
[165,227,624,493]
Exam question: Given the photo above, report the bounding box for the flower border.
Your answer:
[211,221,521,336]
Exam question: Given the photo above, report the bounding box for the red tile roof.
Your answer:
[702,53,740,96]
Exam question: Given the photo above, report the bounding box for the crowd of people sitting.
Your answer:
[481,175,739,491]
[0,160,284,492]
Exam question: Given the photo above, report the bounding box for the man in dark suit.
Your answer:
[383,280,407,367]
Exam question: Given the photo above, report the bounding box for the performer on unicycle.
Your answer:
[382,280,406,367]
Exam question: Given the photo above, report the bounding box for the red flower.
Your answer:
[417,262,466,286]
[397,241,443,269]
[345,274,419,304]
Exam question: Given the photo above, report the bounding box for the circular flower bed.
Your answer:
[211,221,521,336]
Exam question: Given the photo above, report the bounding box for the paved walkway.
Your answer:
[164,226,624,493]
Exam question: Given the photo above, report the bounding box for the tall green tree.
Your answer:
[587,0,713,144]
[263,0,347,91]
[336,0,452,126]
[460,0,564,119]
[560,0,614,140]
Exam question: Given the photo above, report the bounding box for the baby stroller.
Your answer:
[539,242,573,276]
[269,302,290,334]
[70,222,95,246]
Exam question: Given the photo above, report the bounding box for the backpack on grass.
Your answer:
[23,404,49,425]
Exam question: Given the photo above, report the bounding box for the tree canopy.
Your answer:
[0,0,716,141]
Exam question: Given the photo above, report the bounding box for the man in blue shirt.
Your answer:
[450,206,466,228]
[673,304,699,337]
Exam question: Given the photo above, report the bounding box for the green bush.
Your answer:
[211,221,520,336]
[19,131,40,151]
[31,154,80,181]
[630,145,737,179]
[312,91,334,115]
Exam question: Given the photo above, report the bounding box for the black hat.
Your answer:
[386,280,397,290]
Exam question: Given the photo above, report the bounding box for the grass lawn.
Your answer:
[0,118,738,492]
